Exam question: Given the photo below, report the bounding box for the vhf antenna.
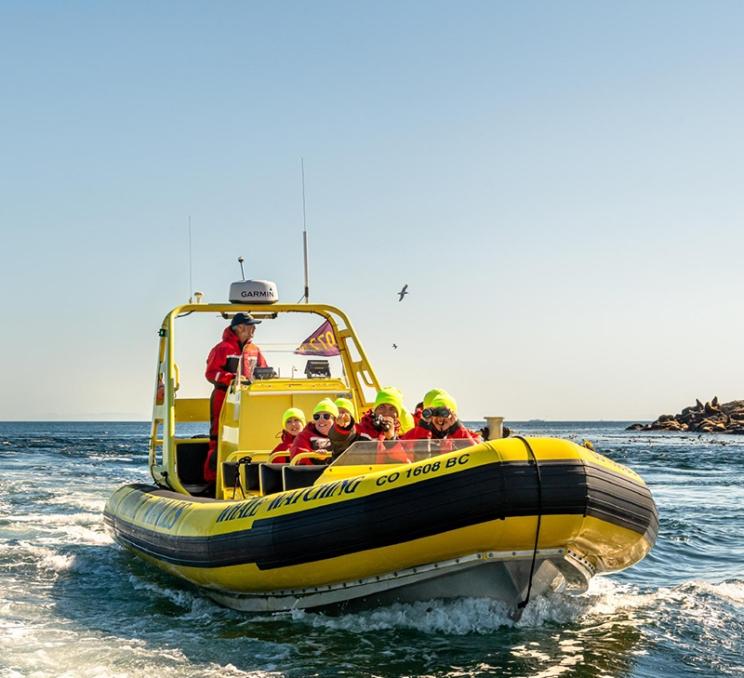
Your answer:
[301,158,310,303]
[238,256,246,281]
[188,216,193,302]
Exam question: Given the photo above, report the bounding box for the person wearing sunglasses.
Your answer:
[289,398,338,464]
[402,392,480,443]
[270,407,306,464]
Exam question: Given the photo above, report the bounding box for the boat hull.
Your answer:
[104,438,657,614]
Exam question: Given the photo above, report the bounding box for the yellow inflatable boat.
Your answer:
[104,278,657,617]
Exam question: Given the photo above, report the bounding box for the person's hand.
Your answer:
[380,417,396,439]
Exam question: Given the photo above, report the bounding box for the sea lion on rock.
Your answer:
[704,401,720,416]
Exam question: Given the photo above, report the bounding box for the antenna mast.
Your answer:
[301,158,310,303]
[188,216,193,302]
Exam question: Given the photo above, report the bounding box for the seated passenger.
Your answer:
[382,385,415,434]
[328,398,359,459]
[412,401,424,426]
[356,388,413,463]
[289,398,337,464]
[357,388,403,441]
[402,393,480,444]
[335,397,356,428]
[271,407,306,463]
[413,388,445,426]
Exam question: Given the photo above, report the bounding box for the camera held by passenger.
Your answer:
[372,414,392,432]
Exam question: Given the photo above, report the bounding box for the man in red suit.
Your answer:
[203,313,266,482]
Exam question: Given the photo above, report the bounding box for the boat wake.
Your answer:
[276,575,744,636]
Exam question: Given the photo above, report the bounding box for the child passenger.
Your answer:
[327,397,358,459]
[271,408,306,463]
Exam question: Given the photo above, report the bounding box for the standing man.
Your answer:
[203,312,266,482]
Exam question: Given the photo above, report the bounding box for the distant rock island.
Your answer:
[627,397,744,434]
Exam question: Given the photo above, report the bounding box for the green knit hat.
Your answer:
[282,407,306,429]
[429,392,457,414]
[334,397,356,419]
[423,388,447,409]
[313,398,339,418]
[373,388,403,417]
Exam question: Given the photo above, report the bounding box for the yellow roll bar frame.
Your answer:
[148,302,380,494]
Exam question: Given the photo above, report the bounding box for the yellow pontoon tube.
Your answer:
[105,436,657,616]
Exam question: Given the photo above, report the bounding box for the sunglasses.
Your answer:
[423,407,452,418]
[313,412,334,421]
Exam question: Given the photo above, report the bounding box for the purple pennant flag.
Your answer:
[294,320,340,356]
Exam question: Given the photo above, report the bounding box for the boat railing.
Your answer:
[332,439,476,467]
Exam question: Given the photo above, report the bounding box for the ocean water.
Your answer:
[1,421,742,678]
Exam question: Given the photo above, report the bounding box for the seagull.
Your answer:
[397,284,408,302]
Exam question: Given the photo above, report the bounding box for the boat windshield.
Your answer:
[331,439,476,466]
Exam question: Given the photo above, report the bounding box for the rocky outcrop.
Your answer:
[627,398,744,434]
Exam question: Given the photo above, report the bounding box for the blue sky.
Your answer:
[1,1,743,420]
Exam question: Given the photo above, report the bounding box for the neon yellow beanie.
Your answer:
[334,397,356,419]
[282,407,306,429]
[373,388,403,417]
[399,408,415,434]
[429,392,457,414]
[423,388,447,409]
[383,386,404,401]
[313,398,339,418]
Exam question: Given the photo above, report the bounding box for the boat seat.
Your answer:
[282,465,325,491]
[243,463,261,491]
[175,438,210,485]
[222,461,240,489]
[222,458,263,495]
[182,483,212,497]
[259,463,286,496]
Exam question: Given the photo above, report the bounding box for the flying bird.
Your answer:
[397,284,408,302]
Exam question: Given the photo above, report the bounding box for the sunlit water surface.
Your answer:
[1,421,742,677]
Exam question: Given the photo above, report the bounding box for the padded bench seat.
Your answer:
[282,465,326,490]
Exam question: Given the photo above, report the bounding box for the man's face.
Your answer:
[374,403,398,439]
[313,412,335,435]
[234,323,256,343]
[375,403,399,421]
